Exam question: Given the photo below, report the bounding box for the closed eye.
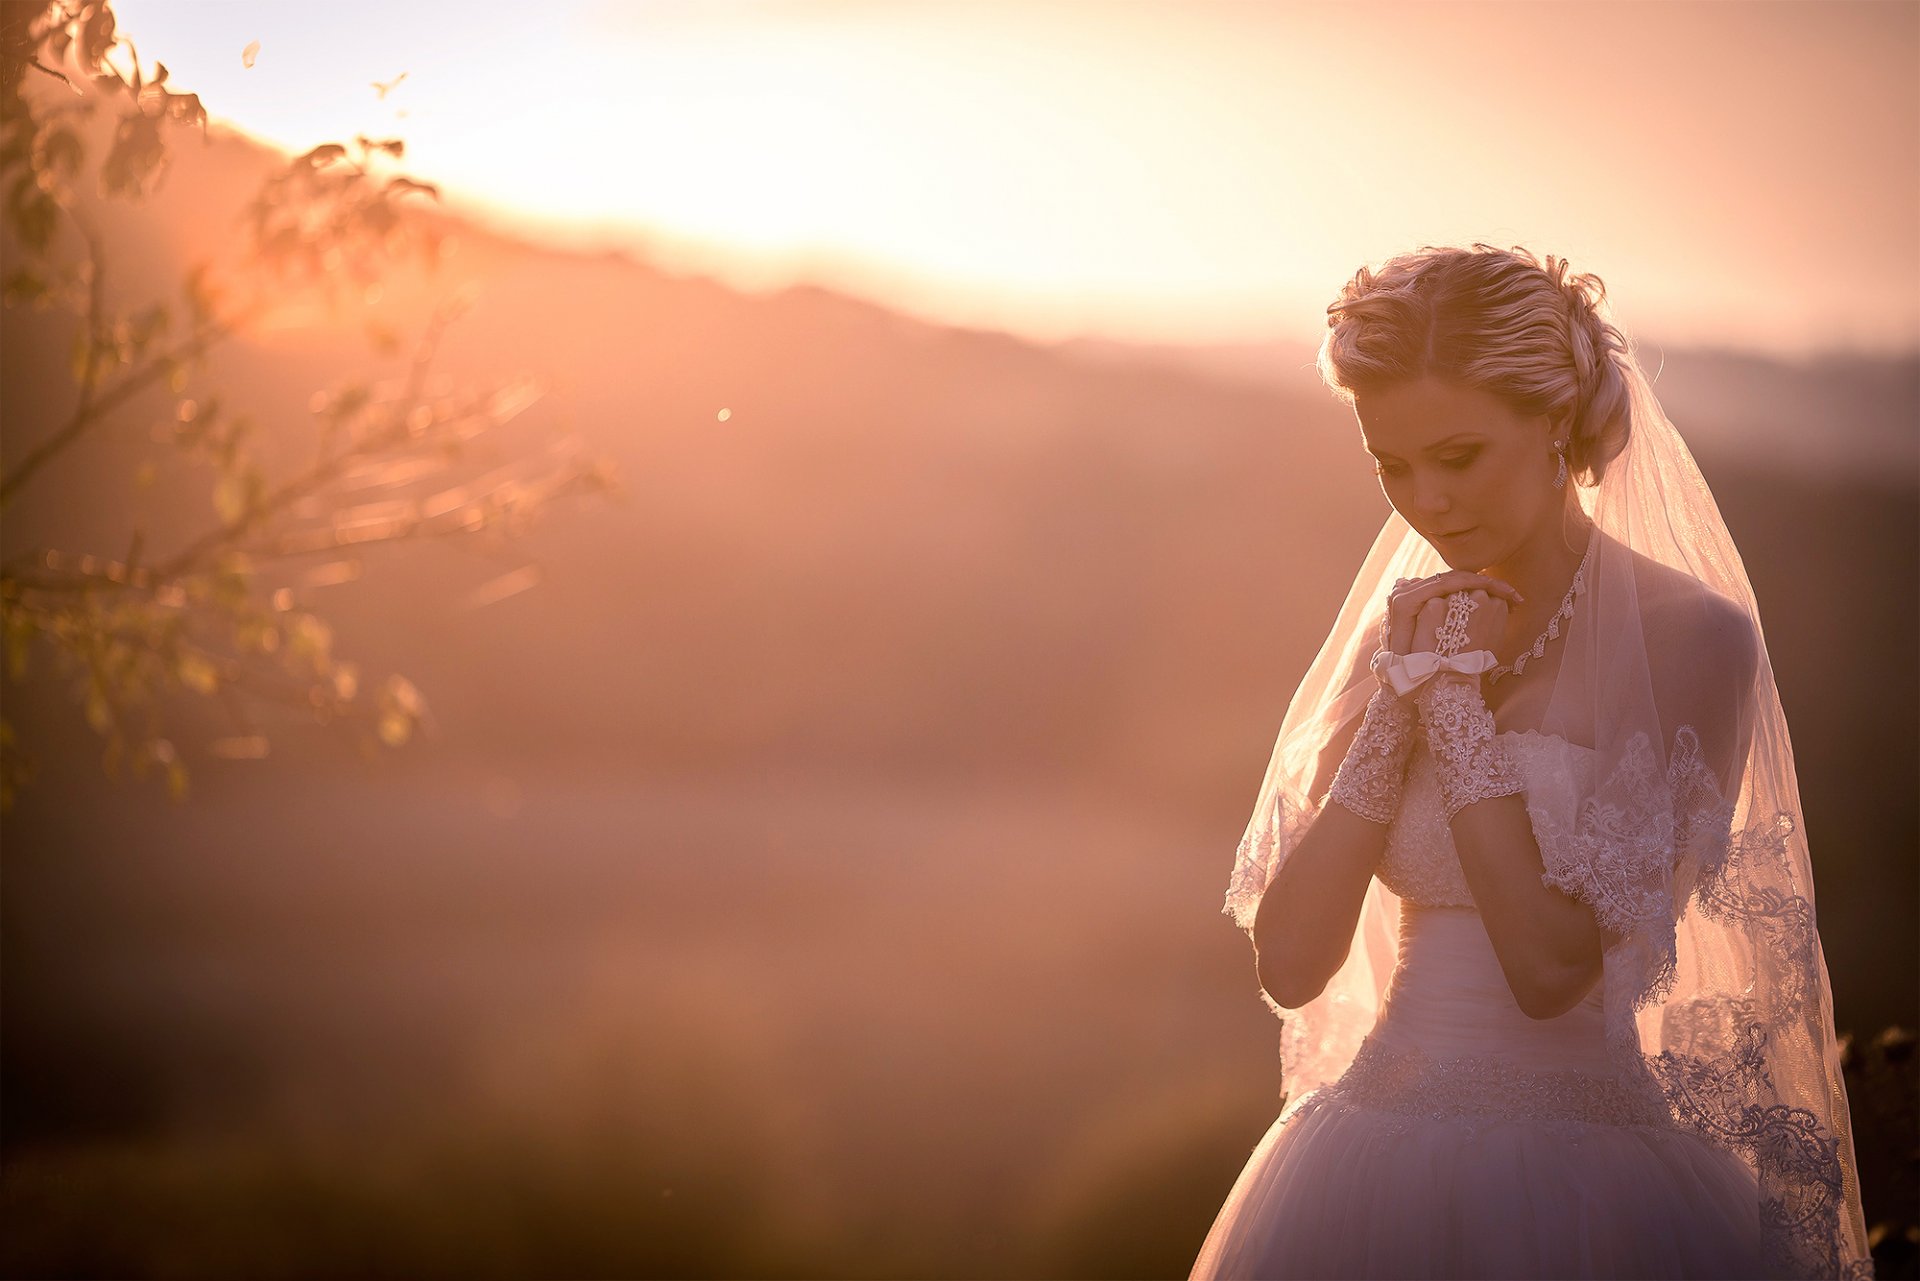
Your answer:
[1373,450,1476,478]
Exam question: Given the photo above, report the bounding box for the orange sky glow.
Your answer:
[105,0,1920,356]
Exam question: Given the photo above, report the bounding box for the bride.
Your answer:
[1190,245,1873,1280]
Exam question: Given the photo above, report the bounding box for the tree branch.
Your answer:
[0,297,263,507]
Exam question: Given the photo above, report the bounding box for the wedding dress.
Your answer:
[1197,248,1871,1279]
[1191,732,1769,1280]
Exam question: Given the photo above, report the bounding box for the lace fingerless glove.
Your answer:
[1415,675,1525,820]
[1327,683,1419,823]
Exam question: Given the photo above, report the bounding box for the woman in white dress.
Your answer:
[1191,245,1873,1280]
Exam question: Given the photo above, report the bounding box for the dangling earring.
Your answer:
[1552,439,1569,489]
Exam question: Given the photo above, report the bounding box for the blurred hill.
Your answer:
[3,106,1915,1277]
[4,116,1912,1002]
[1067,334,1920,494]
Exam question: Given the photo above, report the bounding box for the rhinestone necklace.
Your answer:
[1487,525,1596,686]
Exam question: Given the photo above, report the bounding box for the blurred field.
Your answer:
[3,112,1915,1277]
[3,756,1277,1278]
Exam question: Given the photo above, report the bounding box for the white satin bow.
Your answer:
[1370,648,1497,697]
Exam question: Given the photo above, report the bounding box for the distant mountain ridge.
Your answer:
[1056,336,1920,492]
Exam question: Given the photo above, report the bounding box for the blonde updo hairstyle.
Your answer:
[1317,243,1635,486]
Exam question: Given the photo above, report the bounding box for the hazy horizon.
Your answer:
[105,0,1920,359]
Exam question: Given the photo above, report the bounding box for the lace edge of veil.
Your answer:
[1522,724,1871,1279]
[1221,724,1873,1278]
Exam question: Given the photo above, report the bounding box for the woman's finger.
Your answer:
[1388,598,1415,655]
[1415,598,1448,652]
[1388,574,1518,654]
[1388,579,1446,653]
[1395,572,1524,608]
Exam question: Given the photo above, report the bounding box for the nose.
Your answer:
[1410,470,1452,520]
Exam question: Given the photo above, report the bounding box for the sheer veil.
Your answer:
[1222,327,1873,1278]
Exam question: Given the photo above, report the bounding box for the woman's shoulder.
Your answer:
[1618,543,1760,688]
[1623,544,1752,631]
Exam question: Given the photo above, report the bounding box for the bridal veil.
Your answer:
[1222,249,1873,1279]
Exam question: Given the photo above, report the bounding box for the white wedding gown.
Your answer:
[1191,731,1767,1280]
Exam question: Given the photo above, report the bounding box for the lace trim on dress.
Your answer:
[1286,1033,1677,1144]
[1518,724,1858,1279]
[1226,723,1861,1278]
[1328,685,1418,824]
[1528,727,1688,1009]
[1415,678,1525,819]
[1223,788,1315,933]
[1375,743,1477,908]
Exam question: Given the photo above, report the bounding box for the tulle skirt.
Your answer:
[1190,904,1765,1280]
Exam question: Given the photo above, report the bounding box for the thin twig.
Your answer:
[0,299,263,507]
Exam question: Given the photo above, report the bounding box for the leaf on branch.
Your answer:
[7,172,58,253]
[35,127,85,179]
[386,176,438,201]
[4,612,33,680]
[81,4,118,67]
[295,143,347,170]
[287,613,333,670]
[175,650,218,694]
[182,260,219,321]
[375,672,426,746]
[2,269,48,306]
[236,616,279,655]
[211,465,264,524]
[165,91,207,134]
[85,681,112,733]
[210,553,253,610]
[100,112,167,199]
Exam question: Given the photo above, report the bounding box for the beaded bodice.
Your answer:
[1288,891,1677,1146]
[1376,729,1597,908]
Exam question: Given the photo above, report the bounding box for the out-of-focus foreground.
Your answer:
[4,92,1916,1281]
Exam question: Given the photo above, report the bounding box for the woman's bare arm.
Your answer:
[1438,596,1758,1019]
[1439,774,1618,1019]
[1252,791,1393,1008]
[1250,635,1395,1008]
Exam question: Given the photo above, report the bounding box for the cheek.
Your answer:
[1471,454,1531,519]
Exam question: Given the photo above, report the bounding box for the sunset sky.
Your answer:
[106,0,1919,356]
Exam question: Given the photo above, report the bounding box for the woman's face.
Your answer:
[1353,375,1560,571]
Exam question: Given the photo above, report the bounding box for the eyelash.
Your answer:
[1373,450,1477,479]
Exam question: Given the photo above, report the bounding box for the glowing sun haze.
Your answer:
[107,0,1919,356]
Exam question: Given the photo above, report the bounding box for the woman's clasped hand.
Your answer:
[1383,572,1521,668]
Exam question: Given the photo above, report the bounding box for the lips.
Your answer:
[1437,527,1476,539]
